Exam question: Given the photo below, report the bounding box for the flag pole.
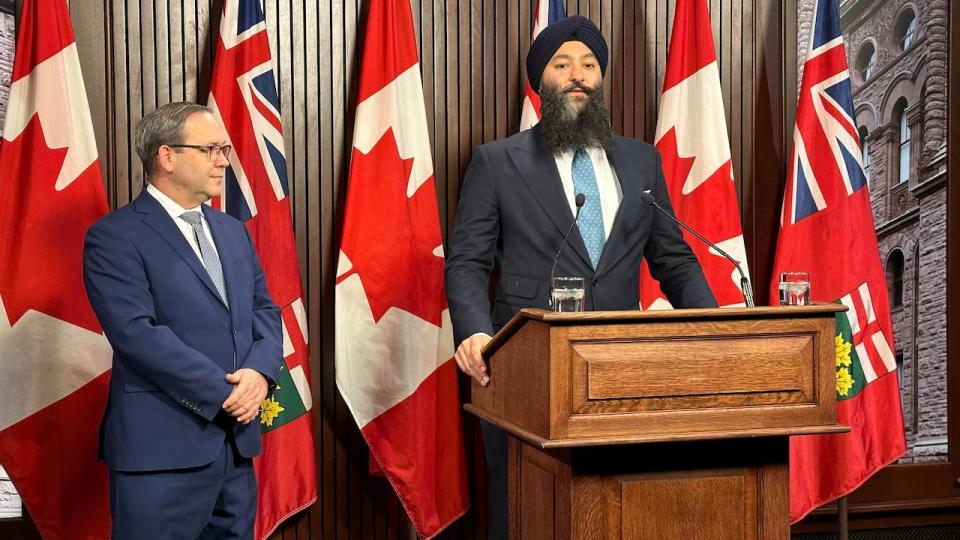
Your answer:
[838,495,849,540]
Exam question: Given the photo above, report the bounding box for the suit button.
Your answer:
[232,328,238,336]
[592,279,599,287]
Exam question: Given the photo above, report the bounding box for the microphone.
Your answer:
[549,193,586,307]
[640,190,755,308]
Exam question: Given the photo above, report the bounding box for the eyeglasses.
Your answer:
[167,143,232,161]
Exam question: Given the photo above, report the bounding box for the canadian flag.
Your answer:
[641,0,750,309]
[334,0,469,538]
[0,1,112,538]
[519,0,567,131]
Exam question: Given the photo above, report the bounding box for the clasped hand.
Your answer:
[222,368,268,424]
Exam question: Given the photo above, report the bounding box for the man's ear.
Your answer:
[156,145,177,174]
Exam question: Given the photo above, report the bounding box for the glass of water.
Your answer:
[779,272,810,306]
[551,277,585,312]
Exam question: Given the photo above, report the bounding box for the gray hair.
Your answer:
[135,102,212,176]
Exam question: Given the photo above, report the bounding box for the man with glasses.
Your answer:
[83,102,281,539]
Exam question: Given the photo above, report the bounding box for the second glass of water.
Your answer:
[778,271,811,306]
[551,277,585,312]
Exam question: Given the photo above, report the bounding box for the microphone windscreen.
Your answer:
[575,193,586,207]
[640,190,656,204]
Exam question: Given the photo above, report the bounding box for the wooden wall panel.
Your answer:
[66,0,794,538]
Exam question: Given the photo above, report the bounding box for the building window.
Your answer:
[886,249,905,308]
[855,42,876,80]
[895,100,910,184]
[895,10,917,50]
[859,126,870,184]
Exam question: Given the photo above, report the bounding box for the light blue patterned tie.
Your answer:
[180,211,228,306]
[572,148,605,268]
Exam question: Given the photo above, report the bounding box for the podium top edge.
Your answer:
[483,304,846,357]
[524,303,846,321]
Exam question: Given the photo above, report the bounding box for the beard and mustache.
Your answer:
[537,80,614,154]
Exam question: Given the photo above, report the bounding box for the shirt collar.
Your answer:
[146,183,203,221]
[554,146,607,162]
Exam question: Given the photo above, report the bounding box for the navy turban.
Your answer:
[526,15,608,94]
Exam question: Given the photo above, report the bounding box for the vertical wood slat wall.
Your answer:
[68,0,794,537]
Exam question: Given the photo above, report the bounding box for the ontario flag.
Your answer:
[0,0,112,538]
[519,0,567,130]
[641,0,750,309]
[770,0,905,522]
[207,1,318,537]
[335,0,469,537]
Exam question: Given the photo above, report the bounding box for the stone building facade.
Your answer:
[797,0,949,463]
[0,9,21,519]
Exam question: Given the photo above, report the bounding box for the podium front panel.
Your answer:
[510,437,790,540]
[554,316,834,440]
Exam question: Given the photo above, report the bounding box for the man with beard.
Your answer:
[444,15,716,538]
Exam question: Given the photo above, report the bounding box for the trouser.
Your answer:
[109,437,256,540]
[481,419,509,540]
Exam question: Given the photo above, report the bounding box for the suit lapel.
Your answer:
[135,191,228,309]
[506,132,592,268]
[595,138,643,275]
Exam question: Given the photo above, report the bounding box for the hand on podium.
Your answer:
[455,333,492,386]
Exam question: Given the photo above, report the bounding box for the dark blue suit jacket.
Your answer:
[83,189,281,472]
[445,129,717,345]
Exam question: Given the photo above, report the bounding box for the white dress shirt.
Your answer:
[554,146,623,238]
[146,183,221,263]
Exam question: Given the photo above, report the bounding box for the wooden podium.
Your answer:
[464,305,849,540]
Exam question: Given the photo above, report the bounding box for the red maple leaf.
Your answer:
[643,127,747,306]
[656,127,697,195]
[0,115,107,333]
[338,129,446,326]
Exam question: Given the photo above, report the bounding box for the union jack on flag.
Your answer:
[783,0,867,225]
[208,1,317,538]
[211,2,288,223]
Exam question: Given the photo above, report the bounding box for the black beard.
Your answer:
[537,81,613,154]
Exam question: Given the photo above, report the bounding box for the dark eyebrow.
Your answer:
[551,52,597,62]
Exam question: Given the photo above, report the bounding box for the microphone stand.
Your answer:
[548,193,586,307]
[641,190,755,307]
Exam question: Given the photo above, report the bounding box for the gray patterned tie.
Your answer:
[179,211,228,306]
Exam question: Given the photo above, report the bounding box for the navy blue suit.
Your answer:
[83,189,281,538]
[445,129,717,345]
